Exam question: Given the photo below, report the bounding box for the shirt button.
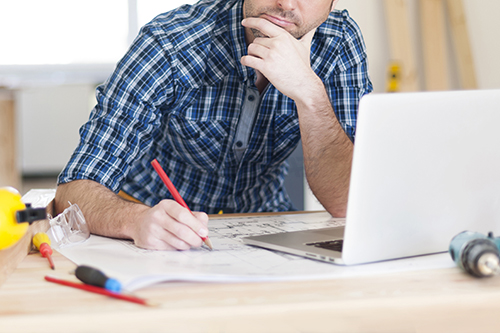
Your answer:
[236,141,243,148]
[248,94,255,102]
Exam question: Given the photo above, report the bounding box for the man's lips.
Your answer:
[261,14,296,28]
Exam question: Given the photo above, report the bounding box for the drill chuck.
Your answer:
[450,231,500,278]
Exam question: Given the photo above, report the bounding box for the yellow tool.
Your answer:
[0,187,46,250]
[33,232,55,270]
[386,61,402,93]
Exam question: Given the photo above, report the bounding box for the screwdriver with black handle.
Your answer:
[75,265,122,292]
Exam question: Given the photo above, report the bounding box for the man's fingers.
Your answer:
[158,200,208,238]
[247,42,271,59]
[155,200,207,248]
[193,211,209,226]
[251,36,275,48]
[133,200,210,251]
[164,216,204,248]
[242,17,285,38]
[240,55,265,71]
[134,223,189,251]
[163,224,202,249]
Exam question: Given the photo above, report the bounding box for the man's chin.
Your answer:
[251,27,303,40]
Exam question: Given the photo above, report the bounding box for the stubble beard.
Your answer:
[244,4,304,39]
[244,1,333,39]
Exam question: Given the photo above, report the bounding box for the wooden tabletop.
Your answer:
[2,244,500,332]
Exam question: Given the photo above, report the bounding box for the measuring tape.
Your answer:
[0,187,46,250]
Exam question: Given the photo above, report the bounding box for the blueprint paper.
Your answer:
[22,189,56,208]
[54,212,455,291]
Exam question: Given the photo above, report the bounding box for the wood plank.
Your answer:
[446,0,477,89]
[383,0,419,91]
[3,211,500,331]
[420,0,449,91]
[0,90,19,189]
[0,218,49,287]
[3,251,500,332]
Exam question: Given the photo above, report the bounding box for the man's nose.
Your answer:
[277,0,298,11]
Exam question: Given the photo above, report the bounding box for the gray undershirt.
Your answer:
[233,87,261,162]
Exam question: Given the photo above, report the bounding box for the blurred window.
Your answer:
[0,0,197,65]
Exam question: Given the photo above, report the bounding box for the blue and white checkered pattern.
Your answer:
[58,0,373,214]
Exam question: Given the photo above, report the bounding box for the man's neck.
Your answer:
[255,70,269,94]
[244,27,255,46]
[242,7,267,94]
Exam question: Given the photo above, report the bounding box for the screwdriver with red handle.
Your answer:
[33,232,55,270]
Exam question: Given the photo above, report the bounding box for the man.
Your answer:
[55,0,372,251]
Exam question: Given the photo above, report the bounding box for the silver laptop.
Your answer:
[243,89,500,265]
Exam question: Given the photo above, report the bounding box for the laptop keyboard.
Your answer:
[306,239,343,252]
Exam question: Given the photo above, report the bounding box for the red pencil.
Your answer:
[151,159,213,250]
[44,276,156,307]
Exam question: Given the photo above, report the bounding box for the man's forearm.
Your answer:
[239,17,354,216]
[296,77,353,217]
[55,180,148,240]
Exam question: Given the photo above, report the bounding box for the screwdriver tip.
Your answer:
[47,255,55,270]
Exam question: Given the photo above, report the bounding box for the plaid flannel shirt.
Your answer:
[58,0,373,214]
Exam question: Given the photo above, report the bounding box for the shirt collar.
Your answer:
[227,0,254,84]
[200,0,253,87]
[224,2,343,85]
[208,2,344,86]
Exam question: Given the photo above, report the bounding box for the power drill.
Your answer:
[0,187,46,250]
[449,231,500,277]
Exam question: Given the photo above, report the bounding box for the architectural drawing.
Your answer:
[55,212,453,291]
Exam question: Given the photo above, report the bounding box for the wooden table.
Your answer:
[2,242,500,332]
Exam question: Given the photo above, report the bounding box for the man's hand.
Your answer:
[131,200,209,251]
[55,180,209,251]
[240,15,353,218]
[240,17,320,103]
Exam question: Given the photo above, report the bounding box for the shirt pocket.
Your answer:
[167,114,230,172]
